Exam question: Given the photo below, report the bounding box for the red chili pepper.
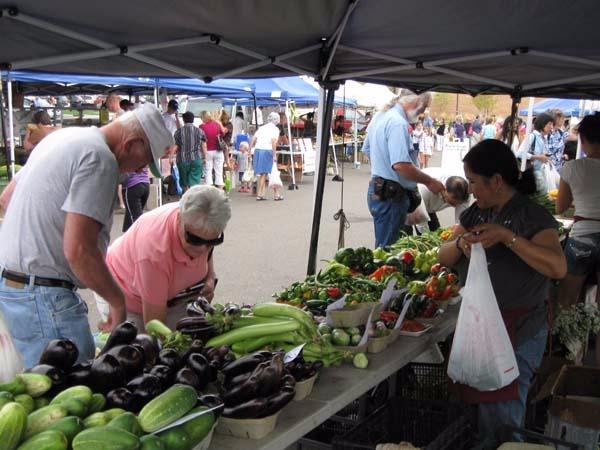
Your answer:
[369,265,397,281]
[327,287,341,298]
[440,285,453,300]
[447,273,458,284]
[425,284,437,299]
[399,251,414,265]
[430,263,442,276]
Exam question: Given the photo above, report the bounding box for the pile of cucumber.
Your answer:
[0,377,218,450]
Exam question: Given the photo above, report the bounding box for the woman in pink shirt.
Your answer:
[96,185,231,330]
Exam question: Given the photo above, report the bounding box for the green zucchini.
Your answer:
[18,374,52,398]
[205,321,300,347]
[72,426,140,450]
[16,429,68,450]
[252,302,319,337]
[25,404,68,439]
[138,384,197,433]
[231,315,292,329]
[47,416,84,443]
[0,402,28,450]
[231,332,302,353]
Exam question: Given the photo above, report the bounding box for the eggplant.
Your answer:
[202,347,218,360]
[106,345,145,380]
[259,385,295,418]
[281,373,296,389]
[222,354,264,379]
[182,340,204,362]
[222,352,236,366]
[100,321,138,355]
[176,316,210,331]
[174,368,201,391]
[66,362,92,387]
[127,374,163,410]
[27,364,65,386]
[223,304,240,317]
[225,372,252,390]
[132,334,160,367]
[196,297,216,315]
[198,394,224,419]
[256,356,284,398]
[148,365,174,390]
[106,387,136,411]
[223,397,267,419]
[186,353,209,389]
[157,348,182,370]
[39,339,79,371]
[206,360,220,383]
[179,325,217,342]
[186,302,206,317]
[90,353,125,394]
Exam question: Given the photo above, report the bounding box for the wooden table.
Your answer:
[209,306,458,450]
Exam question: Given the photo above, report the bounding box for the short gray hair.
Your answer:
[267,112,280,125]
[179,185,231,234]
[383,90,432,112]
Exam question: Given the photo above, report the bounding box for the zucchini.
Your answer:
[205,321,300,347]
[72,426,140,450]
[87,393,106,415]
[25,404,68,439]
[0,391,14,409]
[14,394,35,414]
[18,374,52,398]
[305,299,327,308]
[140,435,165,450]
[108,412,142,436]
[104,408,127,421]
[58,398,87,418]
[34,397,50,410]
[50,386,92,408]
[231,315,292,329]
[0,402,28,450]
[16,429,68,450]
[0,378,26,396]
[138,384,197,433]
[47,416,84,443]
[83,412,107,429]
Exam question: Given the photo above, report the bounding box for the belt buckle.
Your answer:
[5,278,26,289]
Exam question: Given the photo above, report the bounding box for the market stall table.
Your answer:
[209,305,459,450]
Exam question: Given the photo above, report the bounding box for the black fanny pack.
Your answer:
[372,177,421,213]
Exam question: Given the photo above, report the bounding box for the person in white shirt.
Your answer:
[250,112,281,200]
[162,99,181,136]
[231,111,246,147]
[405,168,470,233]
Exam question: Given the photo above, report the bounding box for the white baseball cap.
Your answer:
[133,104,174,177]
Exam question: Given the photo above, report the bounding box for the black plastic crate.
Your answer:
[332,398,473,450]
[396,362,451,401]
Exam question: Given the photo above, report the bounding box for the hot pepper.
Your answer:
[326,287,341,298]
[368,265,397,281]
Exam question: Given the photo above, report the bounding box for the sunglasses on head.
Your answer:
[184,230,224,247]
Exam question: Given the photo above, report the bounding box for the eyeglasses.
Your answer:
[184,230,224,247]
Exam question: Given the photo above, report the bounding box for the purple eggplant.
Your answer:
[90,354,125,394]
[106,345,144,380]
[186,353,209,390]
[27,364,65,386]
[156,348,182,370]
[106,387,136,411]
[39,339,79,371]
[132,334,160,367]
[100,321,137,355]
[174,368,201,392]
[66,362,92,387]
[148,365,174,390]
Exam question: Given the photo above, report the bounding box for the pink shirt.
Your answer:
[106,203,209,314]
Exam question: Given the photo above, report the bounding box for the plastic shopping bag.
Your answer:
[541,162,560,192]
[269,163,283,188]
[405,198,430,227]
[0,310,24,383]
[447,243,519,391]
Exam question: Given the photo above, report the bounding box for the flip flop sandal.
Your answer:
[256,197,267,201]
[274,197,284,201]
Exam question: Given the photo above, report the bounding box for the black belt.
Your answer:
[1,269,75,290]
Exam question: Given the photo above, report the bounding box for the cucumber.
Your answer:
[157,427,191,450]
[19,374,52,398]
[47,416,84,443]
[14,394,35,414]
[0,378,26,396]
[50,386,92,408]
[83,412,107,429]
[72,426,140,450]
[138,384,197,433]
[0,391,14,409]
[58,398,88,418]
[0,402,28,450]
[182,406,214,444]
[25,404,68,439]
[34,397,50,410]
[108,412,142,436]
[104,408,127,421]
[16,429,68,450]
[87,393,106,415]
[140,435,166,450]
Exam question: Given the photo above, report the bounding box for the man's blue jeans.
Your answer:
[476,325,548,448]
[367,180,410,248]
[0,276,95,369]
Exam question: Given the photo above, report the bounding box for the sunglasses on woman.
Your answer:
[184,230,225,247]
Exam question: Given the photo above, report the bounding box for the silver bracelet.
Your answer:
[506,234,517,249]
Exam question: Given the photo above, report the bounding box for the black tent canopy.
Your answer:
[2,0,600,273]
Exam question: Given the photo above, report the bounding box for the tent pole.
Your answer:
[353,107,359,168]
[307,83,338,275]
[576,99,586,159]
[521,97,535,172]
[6,75,15,178]
[285,100,297,190]
[0,72,11,182]
[153,79,162,207]
[252,94,258,128]
[507,94,520,149]
[313,88,326,203]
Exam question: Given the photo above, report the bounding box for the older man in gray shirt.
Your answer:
[0,104,173,368]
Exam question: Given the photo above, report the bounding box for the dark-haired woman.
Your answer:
[517,113,554,193]
[499,115,522,152]
[556,113,600,366]
[439,139,566,446]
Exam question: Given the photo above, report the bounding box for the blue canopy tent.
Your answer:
[519,98,593,116]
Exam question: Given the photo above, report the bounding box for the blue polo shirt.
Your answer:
[363,104,417,189]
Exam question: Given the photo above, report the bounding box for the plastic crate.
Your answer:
[396,362,451,401]
[332,398,473,450]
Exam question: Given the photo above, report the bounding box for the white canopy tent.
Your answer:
[2,0,600,273]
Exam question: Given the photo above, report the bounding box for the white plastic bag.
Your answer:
[268,163,283,188]
[0,310,24,382]
[447,243,519,391]
[405,199,430,227]
[541,162,560,192]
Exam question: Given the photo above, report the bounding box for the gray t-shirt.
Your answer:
[0,127,118,286]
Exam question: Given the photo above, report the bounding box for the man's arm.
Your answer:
[200,255,217,302]
[63,212,126,330]
[0,179,16,214]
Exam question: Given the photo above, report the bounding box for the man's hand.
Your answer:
[200,277,217,302]
[426,178,445,195]
[98,302,126,332]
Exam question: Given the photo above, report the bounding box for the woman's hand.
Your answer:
[464,223,513,249]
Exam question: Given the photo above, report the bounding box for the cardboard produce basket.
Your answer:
[216,412,280,440]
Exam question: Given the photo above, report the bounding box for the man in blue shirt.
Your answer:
[364,92,445,247]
